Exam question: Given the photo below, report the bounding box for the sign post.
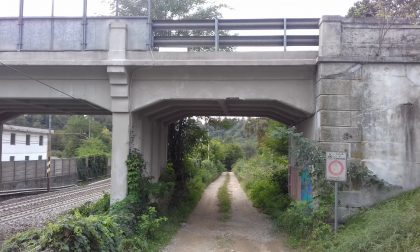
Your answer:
[326,152,347,234]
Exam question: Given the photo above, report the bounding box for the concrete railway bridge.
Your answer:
[0,15,419,214]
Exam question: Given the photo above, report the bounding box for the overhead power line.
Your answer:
[0,61,104,113]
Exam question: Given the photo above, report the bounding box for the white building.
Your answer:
[1,125,53,161]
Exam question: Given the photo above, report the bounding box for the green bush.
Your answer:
[71,193,110,217]
[233,154,290,214]
[271,167,289,194]
[138,207,168,240]
[2,213,121,252]
[248,179,290,214]
[76,155,108,181]
[276,201,332,244]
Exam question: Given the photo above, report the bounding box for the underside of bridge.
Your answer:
[136,99,312,125]
[0,98,109,119]
[126,98,314,192]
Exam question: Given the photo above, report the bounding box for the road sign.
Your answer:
[326,152,347,182]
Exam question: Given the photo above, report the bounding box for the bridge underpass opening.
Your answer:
[0,98,111,190]
[130,98,313,188]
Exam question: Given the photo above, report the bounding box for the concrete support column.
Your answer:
[111,112,130,202]
[107,64,130,202]
[315,63,363,156]
[151,121,161,181]
[140,117,153,176]
[319,16,342,57]
[158,123,168,175]
[317,17,362,156]
[108,22,127,60]
[0,122,3,162]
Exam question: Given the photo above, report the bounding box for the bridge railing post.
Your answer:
[283,18,287,52]
[17,0,24,51]
[81,0,88,50]
[215,18,219,51]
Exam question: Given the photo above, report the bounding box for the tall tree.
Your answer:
[347,0,420,18]
[111,0,230,51]
[62,116,111,157]
[167,118,208,192]
[347,0,419,56]
[113,0,226,19]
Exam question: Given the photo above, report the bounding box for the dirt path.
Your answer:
[163,172,291,252]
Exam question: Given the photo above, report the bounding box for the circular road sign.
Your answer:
[328,160,345,176]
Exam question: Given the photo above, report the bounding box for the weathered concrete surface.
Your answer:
[318,16,420,217]
[320,16,420,59]
[130,65,316,114]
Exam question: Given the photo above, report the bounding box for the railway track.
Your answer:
[0,179,110,243]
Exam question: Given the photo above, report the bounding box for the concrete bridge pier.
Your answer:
[130,113,168,182]
[110,113,130,202]
[108,64,131,202]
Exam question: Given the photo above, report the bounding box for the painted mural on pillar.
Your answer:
[300,166,312,202]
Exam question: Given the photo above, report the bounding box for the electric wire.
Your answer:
[0,61,105,113]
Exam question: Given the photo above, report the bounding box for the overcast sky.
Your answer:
[0,0,358,18]
[217,0,357,18]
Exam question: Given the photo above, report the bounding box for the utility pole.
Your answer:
[47,115,52,192]
[87,116,91,138]
[115,0,119,16]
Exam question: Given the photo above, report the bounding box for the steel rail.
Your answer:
[0,179,109,210]
[152,18,320,30]
[154,35,319,47]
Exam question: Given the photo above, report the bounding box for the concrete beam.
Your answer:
[0,51,318,67]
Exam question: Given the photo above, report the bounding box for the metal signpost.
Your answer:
[326,152,347,234]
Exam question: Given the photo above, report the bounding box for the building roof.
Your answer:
[3,125,54,134]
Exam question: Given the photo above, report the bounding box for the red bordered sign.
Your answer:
[326,152,347,182]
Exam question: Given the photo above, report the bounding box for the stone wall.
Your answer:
[318,16,420,219]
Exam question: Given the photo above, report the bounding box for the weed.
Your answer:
[218,173,232,221]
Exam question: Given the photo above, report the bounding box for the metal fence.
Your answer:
[0,17,149,51]
[0,158,78,191]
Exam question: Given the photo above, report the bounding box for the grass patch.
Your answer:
[218,173,232,221]
[307,188,420,252]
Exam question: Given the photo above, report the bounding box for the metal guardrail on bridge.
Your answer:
[152,18,320,50]
[0,16,319,51]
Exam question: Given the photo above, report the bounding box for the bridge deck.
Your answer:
[0,51,318,66]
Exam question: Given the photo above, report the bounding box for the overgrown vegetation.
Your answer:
[2,213,121,252]
[308,188,420,252]
[76,155,109,182]
[347,0,420,19]
[233,120,290,216]
[2,117,228,251]
[217,173,232,221]
[232,118,418,251]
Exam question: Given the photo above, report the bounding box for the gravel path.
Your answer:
[0,179,110,245]
[164,172,291,252]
